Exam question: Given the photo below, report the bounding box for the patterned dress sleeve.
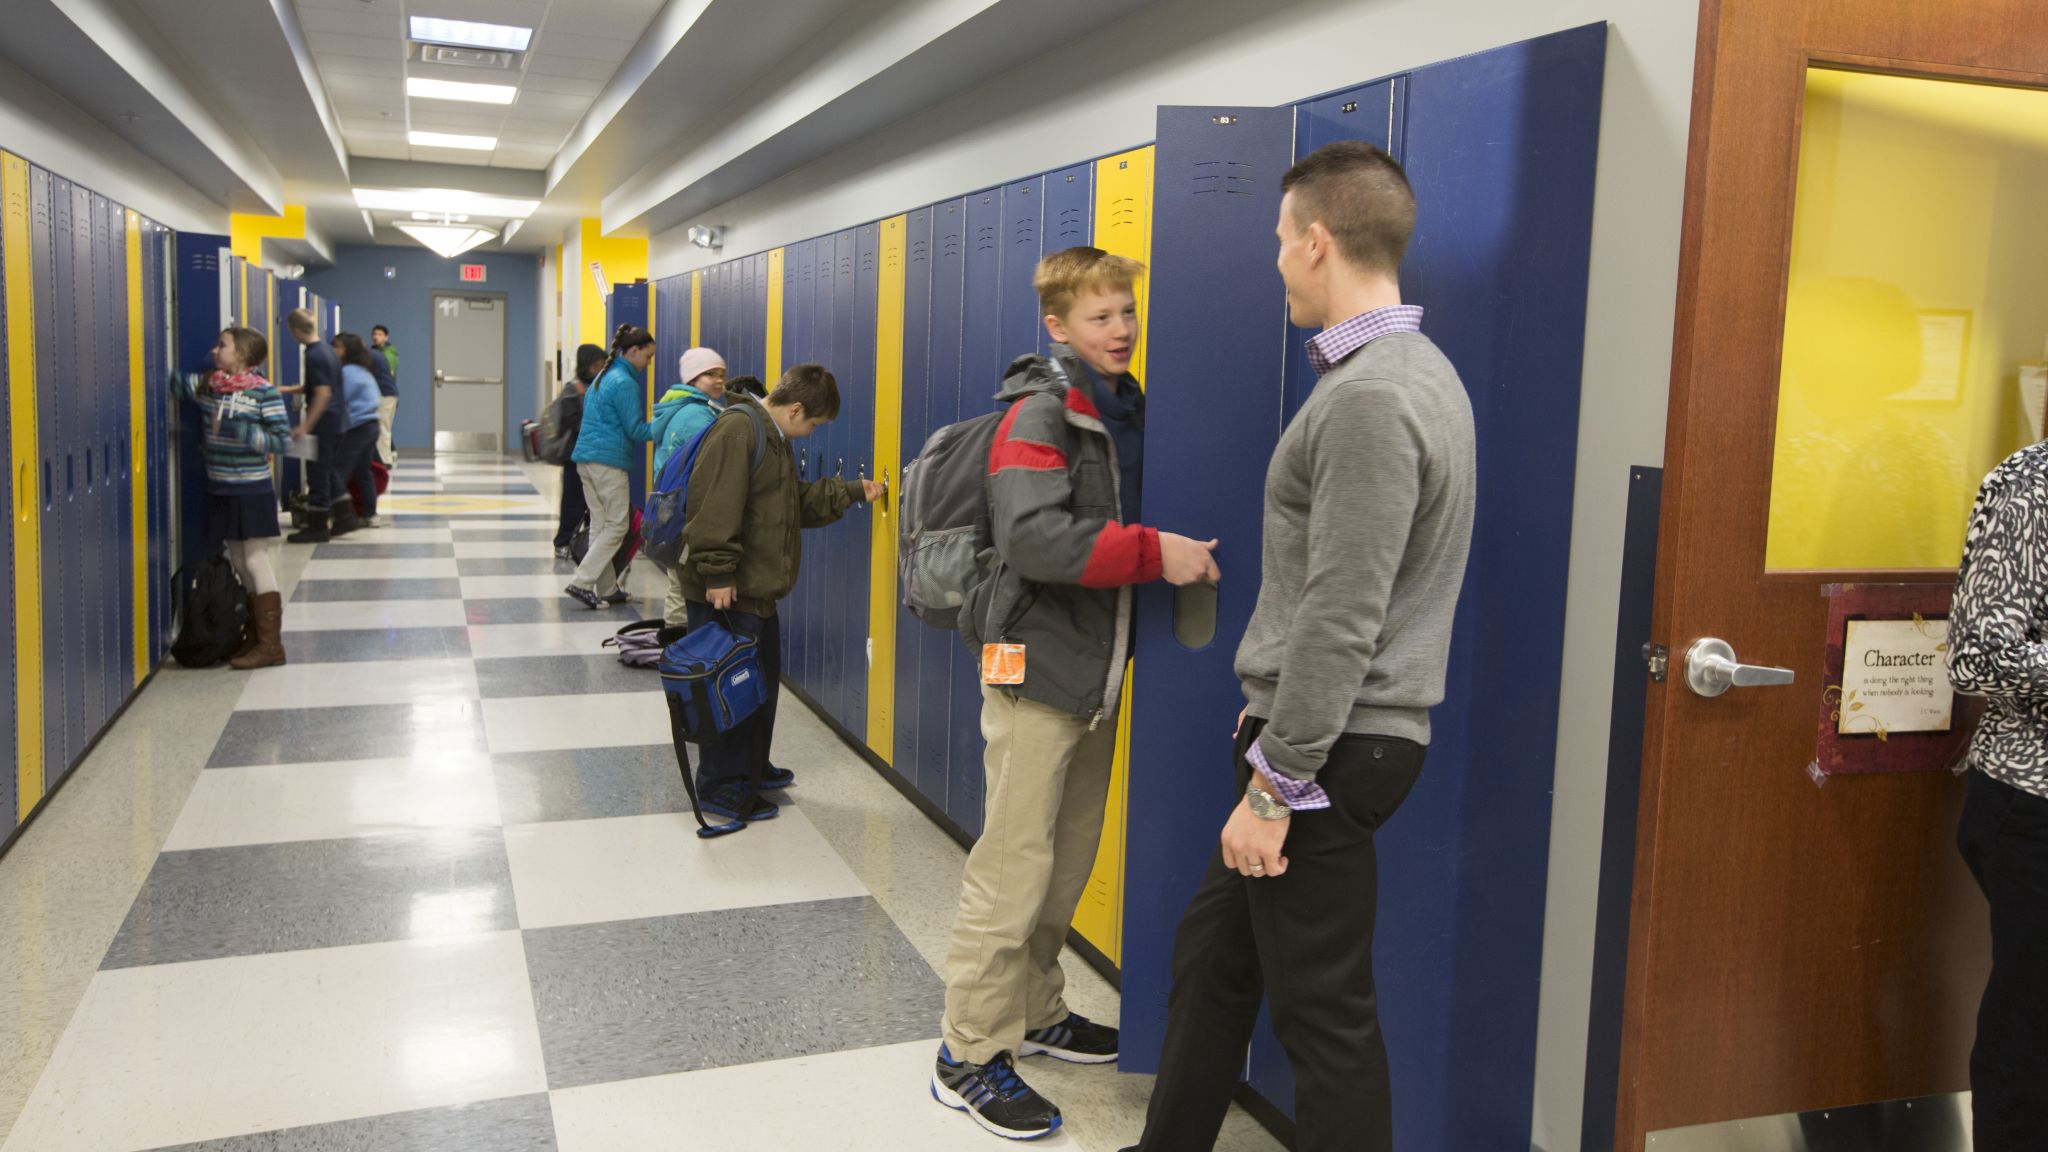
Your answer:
[1948,459,2048,703]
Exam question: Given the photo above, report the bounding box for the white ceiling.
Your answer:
[294,0,662,171]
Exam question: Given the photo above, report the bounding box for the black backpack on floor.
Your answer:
[171,552,249,668]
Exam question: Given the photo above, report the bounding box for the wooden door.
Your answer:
[1620,0,2048,1145]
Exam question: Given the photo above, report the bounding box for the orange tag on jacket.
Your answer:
[981,643,1027,685]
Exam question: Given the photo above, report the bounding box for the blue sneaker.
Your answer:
[760,764,796,790]
[698,782,778,823]
[564,584,602,610]
[1020,1012,1118,1064]
[931,1045,1061,1140]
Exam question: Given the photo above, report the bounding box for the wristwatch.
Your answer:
[1244,783,1292,821]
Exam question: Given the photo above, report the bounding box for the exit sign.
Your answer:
[459,263,487,282]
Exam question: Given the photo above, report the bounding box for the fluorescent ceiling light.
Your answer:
[409,130,497,151]
[353,188,539,218]
[395,223,497,259]
[406,78,517,105]
[409,17,532,51]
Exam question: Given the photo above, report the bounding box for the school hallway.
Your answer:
[0,454,1283,1152]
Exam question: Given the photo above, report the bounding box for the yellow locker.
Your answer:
[867,219,906,759]
[1070,145,1155,964]
[3,151,44,818]
[126,210,147,685]
[766,249,785,385]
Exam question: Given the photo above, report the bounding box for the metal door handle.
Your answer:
[1684,638,1796,698]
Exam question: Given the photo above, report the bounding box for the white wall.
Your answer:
[0,64,225,233]
[650,1,1703,1148]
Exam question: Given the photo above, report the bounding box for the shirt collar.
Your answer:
[1306,305,1426,377]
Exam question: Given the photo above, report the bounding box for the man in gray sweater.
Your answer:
[1125,140,1476,1152]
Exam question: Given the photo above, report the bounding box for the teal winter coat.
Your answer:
[570,360,653,472]
[651,384,722,474]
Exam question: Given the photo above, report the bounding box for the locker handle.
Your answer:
[1173,583,1219,650]
[66,454,74,499]
[42,460,51,512]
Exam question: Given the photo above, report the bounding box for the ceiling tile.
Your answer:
[409,147,496,165]
[315,55,404,79]
[522,54,619,83]
[516,74,604,98]
[306,31,399,59]
[348,139,412,159]
[543,0,664,24]
[325,73,400,97]
[529,31,634,63]
[408,106,509,128]
[489,155,554,171]
[410,0,550,27]
[296,7,402,37]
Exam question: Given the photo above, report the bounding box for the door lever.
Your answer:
[1684,638,1795,698]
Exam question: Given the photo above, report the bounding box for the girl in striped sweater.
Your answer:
[176,326,293,668]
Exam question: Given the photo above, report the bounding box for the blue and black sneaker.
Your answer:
[931,1045,1061,1140]
[760,763,796,790]
[698,782,778,823]
[1020,1012,1118,1064]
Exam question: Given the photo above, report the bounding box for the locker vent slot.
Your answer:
[1173,583,1217,650]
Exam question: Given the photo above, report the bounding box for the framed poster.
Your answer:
[1812,583,1981,779]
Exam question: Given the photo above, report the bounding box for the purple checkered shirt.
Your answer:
[1249,304,1427,812]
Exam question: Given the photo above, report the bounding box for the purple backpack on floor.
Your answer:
[602,618,681,668]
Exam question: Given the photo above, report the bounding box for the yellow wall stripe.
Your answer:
[1072,145,1155,964]
[3,151,45,818]
[689,271,701,346]
[126,210,146,685]
[766,248,785,386]
[867,220,905,759]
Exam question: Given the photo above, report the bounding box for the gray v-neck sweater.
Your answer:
[1235,332,1477,781]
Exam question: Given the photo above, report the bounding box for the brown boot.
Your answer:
[230,591,286,669]
[230,594,262,661]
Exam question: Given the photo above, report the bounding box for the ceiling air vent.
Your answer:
[413,43,517,70]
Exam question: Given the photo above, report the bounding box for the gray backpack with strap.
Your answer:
[898,409,1006,629]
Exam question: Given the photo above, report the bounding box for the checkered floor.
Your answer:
[0,454,1284,1152]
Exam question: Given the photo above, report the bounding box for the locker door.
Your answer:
[38,174,69,781]
[867,217,905,755]
[895,209,934,801]
[842,223,878,736]
[778,247,802,681]
[806,239,833,701]
[921,200,965,824]
[1045,164,1094,257]
[826,228,857,728]
[753,252,770,379]
[67,179,97,767]
[1120,106,1295,1072]
[1000,177,1044,364]
[946,189,1003,837]
[98,195,123,718]
[1282,81,1403,422]
[0,162,14,833]
[120,207,141,691]
[142,221,164,669]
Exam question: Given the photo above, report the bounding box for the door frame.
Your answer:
[1619,0,2048,1147]
[427,288,510,453]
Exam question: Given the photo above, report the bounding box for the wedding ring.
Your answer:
[1250,863,1265,873]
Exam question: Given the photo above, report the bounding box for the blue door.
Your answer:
[921,198,966,825]
[895,208,935,807]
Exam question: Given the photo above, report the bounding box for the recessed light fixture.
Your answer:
[408,130,497,151]
[395,222,498,259]
[411,211,432,220]
[406,78,516,105]
[409,16,532,52]
[353,188,540,218]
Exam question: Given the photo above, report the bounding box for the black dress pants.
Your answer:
[1957,768,2048,1151]
[683,603,780,794]
[555,462,588,549]
[1135,716,1423,1152]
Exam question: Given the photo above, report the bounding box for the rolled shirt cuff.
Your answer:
[1245,739,1331,811]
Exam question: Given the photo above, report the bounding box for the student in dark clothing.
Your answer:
[369,324,399,465]
[282,308,343,544]
[554,344,605,559]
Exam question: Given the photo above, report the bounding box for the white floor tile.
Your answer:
[448,519,569,531]
[234,658,479,711]
[503,808,868,929]
[162,756,501,850]
[467,622,622,659]
[281,599,469,633]
[314,529,454,545]
[1,933,547,1152]
[379,495,553,516]
[298,557,461,581]
[462,574,585,600]
[452,540,558,559]
[548,1040,1082,1151]
[481,690,669,753]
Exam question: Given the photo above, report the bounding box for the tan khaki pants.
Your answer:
[571,462,629,597]
[663,562,689,627]
[942,684,1119,1064]
[376,396,397,464]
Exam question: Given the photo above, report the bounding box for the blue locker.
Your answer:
[777,248,800,680]
[1284,80,1402,422]
[605,282,651,503]
[805,238,833,701]
[106,195,133,703]
[1045,163,1094,254]
[1243,27,1608,1151]
[782,243,812,691]
[174,232,231,570]
[841,223,879,735]
[143,221,165,669]
[825,228,856,727]
[754,252,770,378]
[29,169,60,785]
[921,198,965,830]
[67,181,97,769]
[1120,104,1296,1076]
[894,208,935,803]
[943,189,1003,837]
[1000,177,1044,364]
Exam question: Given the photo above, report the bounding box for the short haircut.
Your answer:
[1280,140,1416,276]
[286,308,316,337]
[222,327,267,370]
[371,325,389,337]
[1034,246,1144,322]
[727,375,767,399]
[768,363,840,420]
[333,331,376,373]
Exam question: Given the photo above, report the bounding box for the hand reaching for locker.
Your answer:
[1159,534,1221,586]
[860,478,886,503]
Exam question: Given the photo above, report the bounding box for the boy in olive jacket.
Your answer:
[680,364,883,820]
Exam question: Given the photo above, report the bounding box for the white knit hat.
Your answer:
[679,347,726,387]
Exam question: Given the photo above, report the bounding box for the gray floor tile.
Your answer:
[309,542,456,559]
[464,597,648,625]
[281,627,474,664]
[140,1093,557,1151]
[523,896,944,1089]
[206,701,488,767]
[449,528,561,542]
[493,744,691,823]
[474,653,658,699]
[394,514,556,526]
[102,827,516,969]
[457,556,569,576]
[435,484,541,495]
[292,578,464,602]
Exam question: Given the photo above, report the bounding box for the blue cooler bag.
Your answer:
[660,617,771,838]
